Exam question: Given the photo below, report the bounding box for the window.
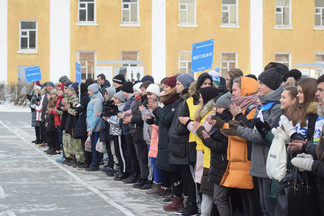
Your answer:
[179,51,192,73]
[122,51,139,67]
[78,0,95,22]
[275,53,290,68]
[122,0,139,24]
[79,51,95,81]
[275,0,290,26]
[315,53,324,77]
[19,21,37,51]
[221,52,236,77]
[221,0,238,25]
[179,0,196,25]
[315,0,324,27]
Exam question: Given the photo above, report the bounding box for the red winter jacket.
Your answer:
[51,96,64,127]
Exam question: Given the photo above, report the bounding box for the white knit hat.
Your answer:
[146,84,160,96]
[133,82,142,94]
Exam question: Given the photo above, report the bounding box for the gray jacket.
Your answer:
[108,103,125,136]
[236,85,284,178]
[141,108,153,144]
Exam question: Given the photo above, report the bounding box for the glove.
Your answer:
[196,126,206,140]
[281,115,296,137]
[229,120,246,130]
[221,128,236,136]
[211,115,225,129]
[272,127,290,143]
[291,153,314,171]
[255,119,271,139]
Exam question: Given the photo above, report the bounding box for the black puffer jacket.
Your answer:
[73,92,90,139]
[131,97,146,145]
[99,100,118,141]
[169,89,193,165]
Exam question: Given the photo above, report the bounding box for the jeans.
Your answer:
[213,184,230,216]
[90,132,100,167]
[257,178,276,216]
[201,193,213,216]
[151,157,161,183]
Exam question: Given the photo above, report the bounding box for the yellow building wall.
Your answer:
[7,0,50,83]
[70,0,152,79]
[263,1,324,69]
[166,0,251,77]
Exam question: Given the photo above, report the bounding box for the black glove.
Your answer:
[255,119,271,139]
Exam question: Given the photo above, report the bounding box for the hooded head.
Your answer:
[199,87,220,105]
[197,73,212,90]
[105,87,116,100]
[233,76,258,97]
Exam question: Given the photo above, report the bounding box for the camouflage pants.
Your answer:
[71,137,85,163]
[62,131,73,159]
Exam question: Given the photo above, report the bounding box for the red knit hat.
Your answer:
[57,84,64,91]
[163,76,177,88]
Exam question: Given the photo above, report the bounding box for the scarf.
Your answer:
[231,93,258,110]
[135,95,142,102]
[160,88,179,105]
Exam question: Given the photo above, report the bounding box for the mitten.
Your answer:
[291,153,314,171]
[281,115,296,137]
[221,128,237,136]
[196,126,206,140]
[211,115,225,129]
[276,127,290,143]
[255,119,271,139]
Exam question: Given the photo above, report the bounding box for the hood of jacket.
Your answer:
[200,100,214,119]
[259,84,284,104]
[116,102,125,111]
[91,92,104,103]
[188,80,218,97]
[240,77,258,96]
[307,101,318,114]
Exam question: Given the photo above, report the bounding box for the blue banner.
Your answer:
[191,39,214,73]
[75,62,81,83]
[25,66,42,82]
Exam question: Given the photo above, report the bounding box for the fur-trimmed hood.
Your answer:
[200,100,214,119]
[307,101,318,114]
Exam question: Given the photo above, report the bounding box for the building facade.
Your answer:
[0,0,323,84]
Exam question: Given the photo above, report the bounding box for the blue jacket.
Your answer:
[86,93,104,132]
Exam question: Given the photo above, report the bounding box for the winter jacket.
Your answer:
[154,91,180,172]
[130,97,146,145]
[122,94,135,135]
[99,80,111,96]
[41,90,49,123]
[45,112,56,132]
[29,92,42,127]
[35,95,44,122]
[141,107,153,144]
[50,95,64,127]
[107,103,125,136]
[99,100,117,141]
[86,93,104,132]
[73,92,89,138]
[169,89,194,165]
[236,85,284,178]
[149,124,159,158]
[63,94,79,132]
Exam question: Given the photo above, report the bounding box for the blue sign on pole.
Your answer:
[75,62,81,84]
[191,39,214,73]
[25,66,42,82]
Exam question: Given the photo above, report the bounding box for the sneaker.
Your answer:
[44,148,51,153]
[106,169,117,177]
[35,140,42,144]
[100,167,112,173]
[85,166,100,171]
[178,203,198,216]
[78,164,90,169]
[123,175,138,184]
[132,179,146,188]
[146,183,161,195]
[56,157,65,162]
[46,148,56,155]
[32,140,37,143]
[163,196,184,211]
[138,181,153,190]
[154,188,170,198]
[40,143,48,147]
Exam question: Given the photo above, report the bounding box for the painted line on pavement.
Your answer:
[6,210,16,216]
[0,185,5,198]
[0,120,135,216]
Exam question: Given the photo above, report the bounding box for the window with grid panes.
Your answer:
[79,0,95,22]
[179,51,192,73]
[315,54,324,77]
[20,21,37,50]
[221,0,237,25]
[122,0,139,24]
[79,52,95,80]
[315,0,324,27]
[179,0,196,25]
[122,51,138,67]
[275,0,290,26]
[275,53,290,68]
[221,53,236,77]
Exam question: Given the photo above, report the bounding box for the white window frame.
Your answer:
[275,53,291,69]
[315,53,324,76]
[77,51,96,81]
[121,51,139,67]
[77,0,97,25]
[315,5,324,29]
[220,52,237,76]
[18,20,37,54]
[120,0,140,27]
[178,0,198,27]
[221,0,239,28]
[178,51,192,73]
[275,0,292,29]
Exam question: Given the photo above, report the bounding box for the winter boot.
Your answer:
[163,196,184,211]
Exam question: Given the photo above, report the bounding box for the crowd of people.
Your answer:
[27,62,324,216]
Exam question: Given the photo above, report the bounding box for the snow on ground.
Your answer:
[0,102,30,112]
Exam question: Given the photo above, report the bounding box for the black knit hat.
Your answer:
[282,69,302,82]
[113,74,126,84]
[258,68,282,90]
[199,87,220,105]
[264,62,289,78]
[122,82,134,93]
[197,73,212,90]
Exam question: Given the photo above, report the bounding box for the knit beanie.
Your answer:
[215,92,232,109]
[57,84,64,91]
[146,84,160,96]
[72,82,79,95]
[258,68,282,90]
[59,75,70,84]
[88,83,99,94]
[176,73,194,88]
[141,75,154,84]
[283,69,302,82]
[208,70,221,86]
[264,62,289,78]
[122,82,134,93]
[163,76,177,88]
[197,73,212,89]
[114,91,126,102]
[105,87,116,100]
[50,89,57,95]
[133,82,142,94]
[64,82,72,88]
[113,74,126,85]
[199,87,220,105]
[46,81,55,88]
